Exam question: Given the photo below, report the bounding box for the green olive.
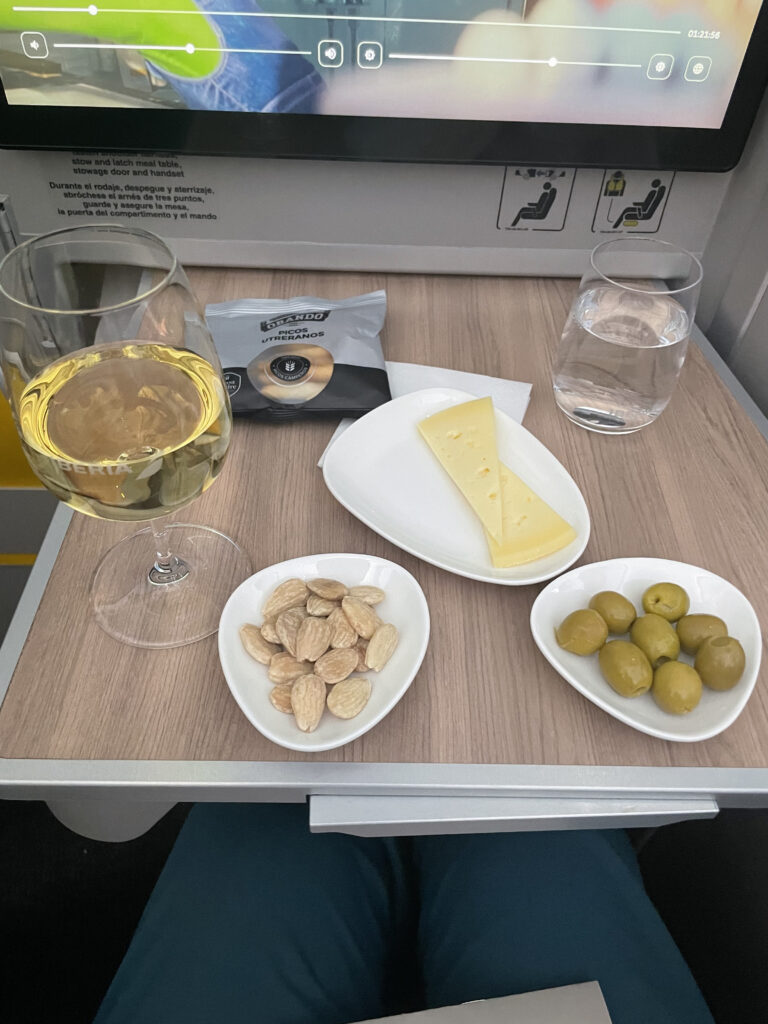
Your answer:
[555,609,608,655]
[629,614,680,669]
[652,662,703,715]
[694,636,746,691]
[641,582,690,622]
[598,640,653,698]
[676,614,728,656]
[588,591,636,634]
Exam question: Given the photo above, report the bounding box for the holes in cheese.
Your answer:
[418,397,577,567]
[485,463,577,568]
[417,397,504,544]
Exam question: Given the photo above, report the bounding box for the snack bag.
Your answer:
[206,291,390,420]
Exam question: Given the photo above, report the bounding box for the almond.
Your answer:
[296,616,331,663]
[349,585,386,606]
[268,685,294,714]
[260,619,280,644]
[365,623,399,672]
[263,578,309,619]
[275,606,307,658]
[306,594,339,617]
[353,639,369,672]
[291,673,326,732]
[327,607,358,649]
[327,677,372,720]
[239,624,280,664]
[341,596,379,640]
[307,578,348,601]
[268,652,313,684]
[314,647,359,685]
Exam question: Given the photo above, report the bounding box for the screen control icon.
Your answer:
[21,32,49,59]
[318,39,343,68]
[357,41,383,70]
[685,56,712,82]
[646,54,674,80]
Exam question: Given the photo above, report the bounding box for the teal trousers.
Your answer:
[94,804,714,1024]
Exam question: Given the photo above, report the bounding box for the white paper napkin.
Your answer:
[317,362,532,468]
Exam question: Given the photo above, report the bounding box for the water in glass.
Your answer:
[553,283,689,433]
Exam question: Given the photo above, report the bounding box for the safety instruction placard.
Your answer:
[497,167,575,232]
[45,152,220,225]
[592,170,674,234]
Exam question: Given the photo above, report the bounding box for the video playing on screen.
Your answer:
[1,1,762,130]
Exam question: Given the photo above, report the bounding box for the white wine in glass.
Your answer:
[18,340,230,520]
[0,225,251,648]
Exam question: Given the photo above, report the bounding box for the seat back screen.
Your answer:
[2,1,762,130]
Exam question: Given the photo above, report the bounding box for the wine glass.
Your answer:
[0,224,251,648]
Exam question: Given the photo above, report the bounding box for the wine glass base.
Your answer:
[91,524,252,648]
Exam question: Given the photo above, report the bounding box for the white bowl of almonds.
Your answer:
[218,553,430,751]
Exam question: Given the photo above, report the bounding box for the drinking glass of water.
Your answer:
[552,238,703,434]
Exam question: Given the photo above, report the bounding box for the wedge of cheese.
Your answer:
[417,397,503,543]
[485,463,577,567]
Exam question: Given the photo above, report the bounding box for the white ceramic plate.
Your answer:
[530,557,762,742]
[322,388,590,585]
[218,553,430,752]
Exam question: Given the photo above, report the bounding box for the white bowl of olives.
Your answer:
[530,557,762,743]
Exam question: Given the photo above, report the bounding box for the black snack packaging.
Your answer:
[205,291,390,420]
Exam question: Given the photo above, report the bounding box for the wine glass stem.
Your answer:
[148,519,189,584]
[151,519,175,573]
